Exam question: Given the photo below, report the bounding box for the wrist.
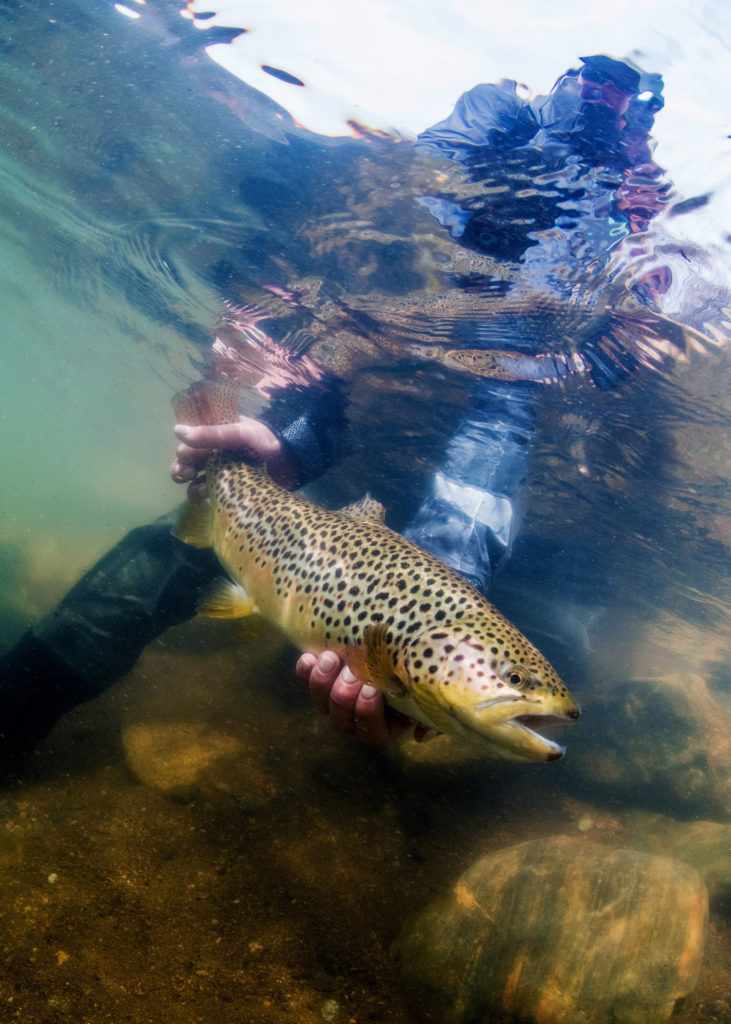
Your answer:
[259,427,298,489]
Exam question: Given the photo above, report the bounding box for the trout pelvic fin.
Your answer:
[172,379,239,427]
[339,494,386,524]
[198,578,257,619]
[173,499,213,549]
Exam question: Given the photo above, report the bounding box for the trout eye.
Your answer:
[506,668,525,688]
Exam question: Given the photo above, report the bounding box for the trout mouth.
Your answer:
[453,706,580,763]
[514,712,580,729]
[502,709,581,762]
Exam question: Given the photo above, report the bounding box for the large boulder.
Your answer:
[566,673,731,817]
[561,798,731,904]
[622,811,731,904]
[394,835,708,1024]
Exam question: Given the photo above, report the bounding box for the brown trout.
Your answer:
[172,381,580,762]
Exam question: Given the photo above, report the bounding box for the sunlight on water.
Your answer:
[0,1,728,1022]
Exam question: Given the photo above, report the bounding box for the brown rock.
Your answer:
[562,798,731,902]
[621,811,731,903]
[123,720,239,790]
[394,835,708,1024]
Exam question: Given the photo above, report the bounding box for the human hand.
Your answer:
[295,651,411,745]
[170,417,296,495]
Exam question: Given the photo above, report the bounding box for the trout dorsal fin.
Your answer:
[339,494,386,524]
[172,379,239,427]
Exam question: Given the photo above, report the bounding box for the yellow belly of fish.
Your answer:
[210,493,382,658]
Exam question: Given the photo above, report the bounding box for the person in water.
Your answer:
[0,55,673,761]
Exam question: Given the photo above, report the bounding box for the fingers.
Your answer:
[336,677,394,745]
[174,420,282,458]
[171,417,296,488]
[296,651,409,744]
[170,447,205,483]
[295,651,318,680]
[328,666,370,735]
[296,651,340,714]
[171,420,273,485]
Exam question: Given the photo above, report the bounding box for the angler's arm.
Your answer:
[170,381,347,493]
[171,418,298,490]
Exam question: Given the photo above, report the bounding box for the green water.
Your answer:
[0,231,185,636]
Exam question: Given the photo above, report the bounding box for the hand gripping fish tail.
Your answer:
[172,378,240,428]
[171,379,580,763]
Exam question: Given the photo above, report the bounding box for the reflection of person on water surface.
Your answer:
[0,54,696,762]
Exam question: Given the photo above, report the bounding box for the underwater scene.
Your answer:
[0,0,729,1021]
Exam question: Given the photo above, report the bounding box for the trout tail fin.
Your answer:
[171,379,239,427]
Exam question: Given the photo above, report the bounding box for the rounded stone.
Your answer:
[122,721,277,809]
[394,835,708,1024]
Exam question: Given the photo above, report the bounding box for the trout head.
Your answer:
[402,621,580,762]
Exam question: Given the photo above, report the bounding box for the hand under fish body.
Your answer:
[172,380,580,763]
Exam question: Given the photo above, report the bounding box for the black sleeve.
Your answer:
[258,380,348,488]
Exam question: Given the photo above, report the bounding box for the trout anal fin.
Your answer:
[198,578,257,619]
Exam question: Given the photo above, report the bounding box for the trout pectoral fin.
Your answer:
[173,499,213,549]
[343,643,370,683]
[353,624,407,695]
[198,578,256,619]
[414,725,441,744]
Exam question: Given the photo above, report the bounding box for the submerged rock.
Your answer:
[562,797,731,903]
[122,721,277,809]
[395,731,486,768]
[394,835,708,1024]
[117,618,299,807]
[567,674,731,817]
[123,721,240,789]
[622,811,731,904]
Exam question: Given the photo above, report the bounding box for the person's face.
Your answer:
[577,71,632,127]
